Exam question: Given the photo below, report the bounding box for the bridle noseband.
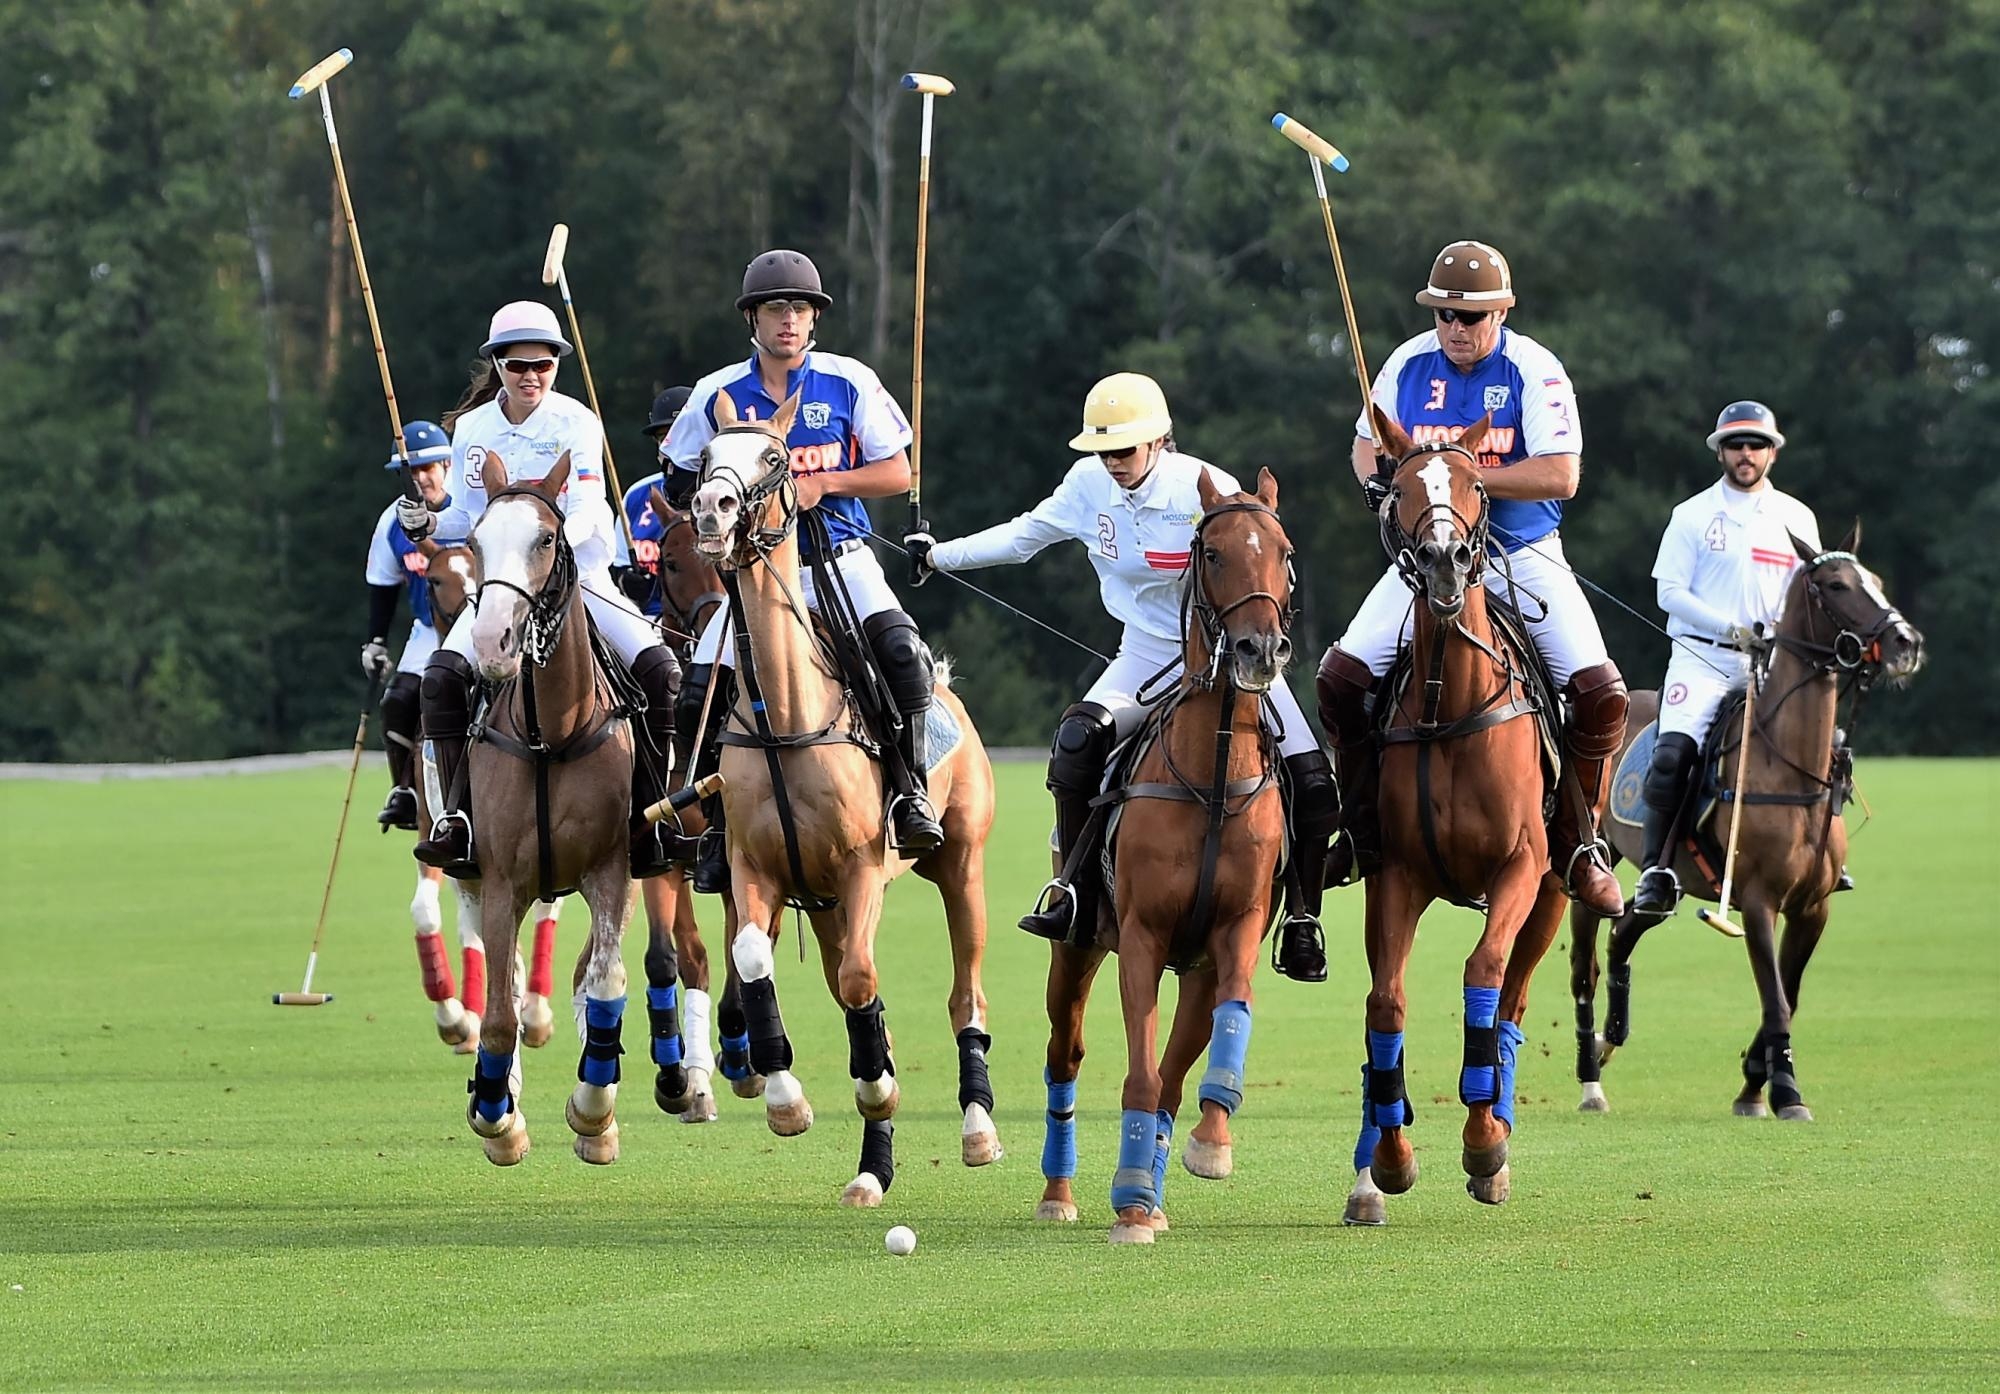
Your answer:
[654,511,728,638]
[1782,550,1909,684]
[475,486,579,668]
[1182,501,1295,692]
[699,424,799,562]
[1383,442,1491,610]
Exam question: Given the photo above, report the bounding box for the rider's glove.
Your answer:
[395,496,435,541]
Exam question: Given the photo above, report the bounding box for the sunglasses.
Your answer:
[497,356,557,375]
[1434,308,1491,325]
[755,299,818,318]
[1722,436,1773,451]
[1097,446,1140,462]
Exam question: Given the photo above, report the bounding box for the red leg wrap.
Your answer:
[415,933,455,1003]
[461,947,487,1017]
[530,915,558,999]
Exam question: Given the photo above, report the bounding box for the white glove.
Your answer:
[395,496,435,540]
[361,638,393,680]
[1723,622,1761,651]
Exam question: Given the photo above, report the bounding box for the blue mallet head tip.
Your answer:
[1332,153,1350,172]
[1271,113,1290,130]
[900,74,919,89]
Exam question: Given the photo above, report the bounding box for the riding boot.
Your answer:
[676,663,733,894]
[1274,749,1338,983]
[864,610,944,856]
[378,672,421,832]
[1019,703,1116,945]
[1315,646,1381,886]
[1554,663,1630,917]
[1632,732,1697,914]
[628,645,683,878]
[413,650,479,879]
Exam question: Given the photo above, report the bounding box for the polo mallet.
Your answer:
[542,223,638,558]
[1697,676,1756,939]
[901,72,955,584]
[290,49,416,502]
[643,772,725,827]
[1271,114,1373,423]
[274,675,386,1005]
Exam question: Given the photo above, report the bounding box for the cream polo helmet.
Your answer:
[1069,372,1172,453]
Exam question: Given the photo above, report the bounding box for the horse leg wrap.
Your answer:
[1495,1021,1524,1130]
[718,1001,754,1082]
[1765,1033,1802,1110]
[578,995,625,1088]
[1199,1000,1253,1116]
[844,997,895,1084]
[956,1027,995,1113]
[1111,1108,1159,1214]
[1042,1070,1078,1180]
[469,1047,515,1123]
[682,987,715,1074]
[646,983,683,1069]
[529,914,558,1000]
[739,978,794,1075]
[1742,1030,1770,1089]
[414,933,455,1002]
[1354,1062,1379,1173]
[1459,987,1502,1108]
[460,948,486,1017]
[1366,1029,1415,1131]
[1150,1109,1175,1209]
[859,1118,896,1193]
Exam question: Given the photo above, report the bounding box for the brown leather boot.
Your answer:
[1554,662,1629,917]
[1315,646,1381,885]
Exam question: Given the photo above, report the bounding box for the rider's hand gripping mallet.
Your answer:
[1271,114,1373,427]
[1696,674,1756,939]
[542,223,638,559]
[901,72,955,584]
[290,49,417,502]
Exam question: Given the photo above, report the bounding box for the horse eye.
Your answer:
[1827,579,1850,591]
[1203,547,1221,564]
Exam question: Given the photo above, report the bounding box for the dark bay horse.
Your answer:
[1328,411,1578,1225]
[689,391,1001,1206]
[458,452,638,1167]
[1571,524,1922,1118]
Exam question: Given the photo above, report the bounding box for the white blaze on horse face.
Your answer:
[1418,455,1457,550]
[446,553,476,595]
[692,433,770,554]
[469,497,546,677]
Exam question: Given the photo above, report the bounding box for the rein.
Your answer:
[655,512,727,647]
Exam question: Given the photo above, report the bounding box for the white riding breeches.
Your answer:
[1656,642,1749,744]
[1337,532,1610,688]
[1084,626,1321,759]
[691,544,904,668]
[440,569,666,667]
[397,619,439,676]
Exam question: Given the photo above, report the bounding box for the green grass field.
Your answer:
[1,758,1995,1392]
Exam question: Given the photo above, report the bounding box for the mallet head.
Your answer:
[541,223,570,288]
[289,49,353,101]
[1272,113,1350,172]
[901,72,956,96]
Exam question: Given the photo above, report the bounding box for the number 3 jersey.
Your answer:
[1354,327,1582,551]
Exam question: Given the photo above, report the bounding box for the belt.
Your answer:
[1683,633,1739,649]
[805,537,868,561]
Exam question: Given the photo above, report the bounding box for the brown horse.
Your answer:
[457,451,638,1168]
[1570,524,1922,1118]
[688,391,1000,1206]
[1326,411,1577,1225]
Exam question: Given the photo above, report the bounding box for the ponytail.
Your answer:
[443,359,501,433]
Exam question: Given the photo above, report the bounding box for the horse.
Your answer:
[1333,410,1579,1225]
[1569,523,1923,1118]
[1079,468,1295,1246]
[404,540,565,1057]
[457,450,639,1168]
[687,388,1000,1206]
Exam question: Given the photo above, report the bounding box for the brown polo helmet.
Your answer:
[1414,240,1516,310]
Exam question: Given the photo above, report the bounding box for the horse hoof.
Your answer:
[435,1002,476,1052]
[1578,1082,1610,1113]
[566,1095,615,1137]
[1372,1144,1419,1196]
[961,1104,1002,1167]
[1107,1218,1156,1246]
[1463,1137,1510,1179]
[572,1121,620,1165]
[730,1072,767,1100]
[520,994,554,1049]
[1594,1033,1618,1065]
[766,1098,813,1137]
[1181,1135,1232,1180]
[1776,1103,1814,1122]
[855,1075,900,1122]
[1034,1199,1079,1223]
[1466,1163,1511,1206]
[1148,1207,1170,1232]
[1733,1096,1771,1119]
[839,1173,885,1208]
[1343,1192,1387,1227]
[680,1071,718,1124]
[655,1077,693,1117]
[476,1110,529,1166]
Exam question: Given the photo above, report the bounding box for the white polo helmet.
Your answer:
[1069,372,1171,453]
[480,300,572,357]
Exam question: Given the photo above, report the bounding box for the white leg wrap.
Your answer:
[683,988,716,1074]
[732,923,774,981]
[410,878,442,935]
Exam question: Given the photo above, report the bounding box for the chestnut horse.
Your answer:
[1334,412,1574,1225]
[1570,524,1923,1118]
[689,391,1000,1206]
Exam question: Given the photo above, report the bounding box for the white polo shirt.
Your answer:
[440,389,616,575]
[1654,478,1822,642]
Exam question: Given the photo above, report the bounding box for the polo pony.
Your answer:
[688,389,1000,1206]
[1571,524,1922,1118]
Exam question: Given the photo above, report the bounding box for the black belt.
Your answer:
[804,537,867,562]
[1683,633,1738,649]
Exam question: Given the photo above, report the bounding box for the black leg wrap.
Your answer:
[1765,1032,1802,1109]
[1460,1025,1500,1107]
[1368,1054,1414,1128]
[1575,997,1601,1083]
[718,1000,752,1077]
[1743,1030,1770,1088]
[956,1027,996,1113]
[859,1118,896,1192]
[740,978,793,1075]
[579,1015,624,1087]
[1605,961,1632,1046]
[844,997,895,1083]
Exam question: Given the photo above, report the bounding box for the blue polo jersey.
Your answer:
[622,470,667,618]
[1356,327,1583,551]
[663,350,913,559]
[365,494,461,629]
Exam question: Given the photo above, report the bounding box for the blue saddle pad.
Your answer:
[924,694,962,769]
[1610,722,1657,829]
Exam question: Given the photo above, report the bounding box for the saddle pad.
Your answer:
[924,694,962,769]
[1609,722,1656,829]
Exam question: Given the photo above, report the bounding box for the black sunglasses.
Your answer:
[1097,446,1140,462]
[497,356,557,375]
[1722,436,1773,451]
[1434,308,1491,325]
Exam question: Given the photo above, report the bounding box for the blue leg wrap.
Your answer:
[1354,1061,1379,1173]
[1110,1108,1158,1214]
[1041,1070,1078,1181]
[1151,1109,1174,1210]
[1495,1020,1524,1130]
[646,984,684,1069]
[471,1047,515,1124]
[1459,985,1502,1107]
[1198,999,1252,1116]
[718,1028,753,1081]
[579,994,625,1088]
[1366,1028,1413,1131]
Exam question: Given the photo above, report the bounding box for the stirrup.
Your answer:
[1018,877,1078,942]
[378,785,418,832]
[1273,912,1328,983]
[415,811,477,879]
[1833,866,1856,894]
[1632,866,1680,914]
[888,792,944,855]
[1561,837,1623,913]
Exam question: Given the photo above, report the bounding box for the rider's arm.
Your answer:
[1482,453,1580,502]
[1652,510,1733,636]
[368,583,401,640]
[1657,577,1735,637]
[815,451,911,500]
[364,509,405,638]
[930,467,1090,572]
[1350,435,1382,488]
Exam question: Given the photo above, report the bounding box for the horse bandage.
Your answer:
[1042,1071,1078,1180]
[579,995,625,1088]
[1112,1109,1158,1213]
[1199,1000,1253,1115]
[646,983,683,1069]
[1459,986,1502,1110]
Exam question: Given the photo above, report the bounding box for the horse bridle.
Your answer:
[699,423,800,562]
[1182,500,1296,692]
[474,485,580,668]
[653,511,727,640]
[1382,442,1492,606]
[1777,550,1909,683]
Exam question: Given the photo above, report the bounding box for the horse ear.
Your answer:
[649,484,672,522]
[772,388,801,439]
[417,537,440,558]
[1255,466,1279,509]
[712,389,739,428]
[1840,517,1861,553]
[1458,412,1493,455]
[1370,405,1412,459]
[538,450,572,505]
[1790,529,1818,564]
[479,449,509,498]
[1197,466,1222,510]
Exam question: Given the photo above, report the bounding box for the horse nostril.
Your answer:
[1273,637,1293,667]
[1451,543,1472,570]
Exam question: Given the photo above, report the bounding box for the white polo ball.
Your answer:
[884,1224,917,1256]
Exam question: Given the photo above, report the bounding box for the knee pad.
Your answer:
[380,672,422,746]
[1315,646,1377,746]
[676,662,714,733]
[1282,749,1341,838]
[863,610,932,712]
[419,651,476,734]
[1644,732,1698,809]
[1564,662,1630,758]
[1046,701,1116,797]
[632,644,682,705]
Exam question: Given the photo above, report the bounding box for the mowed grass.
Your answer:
[0,758,1994,1393]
